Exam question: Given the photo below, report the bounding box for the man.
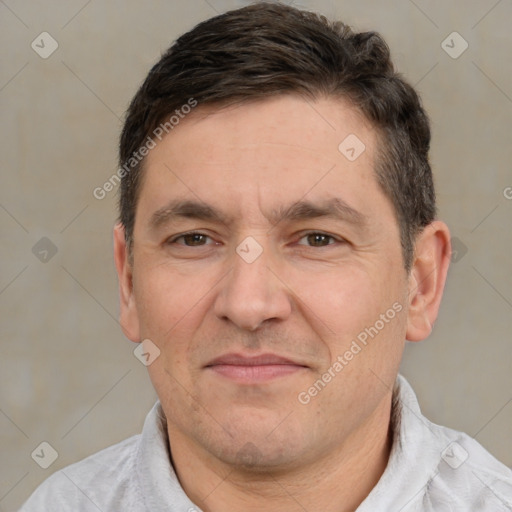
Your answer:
[21,2,512,511]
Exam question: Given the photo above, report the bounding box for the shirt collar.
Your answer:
[136,401,199,511]
[357,374,446,511]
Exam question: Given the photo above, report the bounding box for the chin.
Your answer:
[217,441,305,474]
[203,412,309,472]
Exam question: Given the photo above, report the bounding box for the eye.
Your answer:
[169,232,213,246]
[296,232,339,247]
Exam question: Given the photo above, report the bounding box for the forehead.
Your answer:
[151,95,376,164]
[137,95,391,227]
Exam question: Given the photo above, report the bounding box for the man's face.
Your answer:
[119,96,412,469]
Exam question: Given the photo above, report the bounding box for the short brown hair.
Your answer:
[119,2,436,270]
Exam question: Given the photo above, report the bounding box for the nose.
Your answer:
[213,244,292,331]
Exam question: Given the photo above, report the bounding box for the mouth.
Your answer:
[205,353,309,383]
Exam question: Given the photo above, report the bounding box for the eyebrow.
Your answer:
[149,199,231,230]
[148,197,367,231]
[269,198,367,228]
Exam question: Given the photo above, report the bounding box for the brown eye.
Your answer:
[182,233,208,246]
[298,232,336,247]
[170,232,211,246]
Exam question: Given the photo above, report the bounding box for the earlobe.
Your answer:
[406,221,451,342]
[113,223,141,343]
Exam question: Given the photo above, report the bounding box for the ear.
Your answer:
[113,223,141,343]
[406,221,451,342]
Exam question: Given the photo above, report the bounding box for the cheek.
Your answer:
[291,265,390,332]
[136,268,210,408]
[288,261,407,367]
[133,263,208,345]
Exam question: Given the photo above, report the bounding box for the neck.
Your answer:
[168,393,394,512]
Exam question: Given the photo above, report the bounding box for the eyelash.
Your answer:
[167,231,342,248]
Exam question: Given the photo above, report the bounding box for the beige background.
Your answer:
[1,0,511,510]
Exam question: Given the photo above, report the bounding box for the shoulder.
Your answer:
[393,376,512,510]
[20,434,143,511]
[426,422,512,510]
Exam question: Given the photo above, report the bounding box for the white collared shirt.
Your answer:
[20,375,512,511]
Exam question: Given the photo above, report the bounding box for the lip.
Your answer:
[205,353,308,383]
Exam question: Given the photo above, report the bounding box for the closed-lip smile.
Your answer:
[205,353,308,383]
